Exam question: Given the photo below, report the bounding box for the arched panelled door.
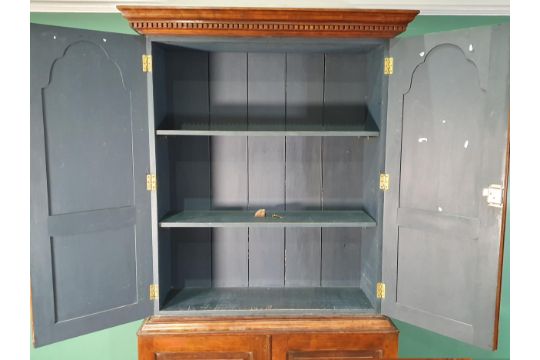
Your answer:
[382,24,509,350]
[30,25,153,346]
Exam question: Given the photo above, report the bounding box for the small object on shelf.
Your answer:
[272,213,284,219]
[254,209,266,218]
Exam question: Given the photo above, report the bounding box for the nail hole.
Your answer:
[469,44,474,52]
[103,38,107,42]
[419,51,425,57]
[438,207,443,212]
[464,140,469,149]
[53,35,56,39]
[442,120,447,124]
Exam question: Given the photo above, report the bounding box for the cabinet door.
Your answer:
[382,24,509,349]
[30,24,153,346]
[272,333,398,360]
[139,335,269,360]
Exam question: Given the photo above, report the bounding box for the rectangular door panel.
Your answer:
[50,225,137,322]
[139,335,269,360]
[272,333,398,360]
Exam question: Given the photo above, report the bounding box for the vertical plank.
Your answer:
[323,53,368,125]
[285,53,325,129]
[156,137,172,301]
[170,49,210,130]
[247,53,286,287]
[285,53,324,287]
[169,49,212,211]
[169,138,211,288]
[158,228,171,302]
[210,52,249,287]
[168,49,211,288]
[360,45,387,307]
[153,48,172,301]
[321,54,365,286]
[171,229,212,288]
[321,228,362,287]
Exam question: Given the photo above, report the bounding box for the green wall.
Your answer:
[30,13,510,360]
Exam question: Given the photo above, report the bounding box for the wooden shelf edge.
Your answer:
[117,6,419,38]
[138,315,398,335]
[155,129,380,137]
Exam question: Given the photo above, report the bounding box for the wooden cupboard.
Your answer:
[30,6,509,354]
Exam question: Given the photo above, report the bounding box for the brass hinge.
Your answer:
[142,54,152,72]
[379,173,389,191]
[146,174,157,191]
[376,282,386,299]
[384,57,393,75]
[149,284,159,300]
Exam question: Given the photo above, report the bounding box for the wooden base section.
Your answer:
[138,316,398,360]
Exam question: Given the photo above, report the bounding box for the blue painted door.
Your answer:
[382,24,509,349]
[30,24,153,346]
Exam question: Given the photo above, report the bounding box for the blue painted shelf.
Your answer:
[156,119,379,137]
[159,210,376,228]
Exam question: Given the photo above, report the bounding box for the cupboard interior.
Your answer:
[152,39,387,314]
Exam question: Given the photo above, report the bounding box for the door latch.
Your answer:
[482,184,504,208]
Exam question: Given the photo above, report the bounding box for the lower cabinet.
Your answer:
[138,316,398,360]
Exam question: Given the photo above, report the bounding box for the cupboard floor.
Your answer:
[161,287,375,314]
